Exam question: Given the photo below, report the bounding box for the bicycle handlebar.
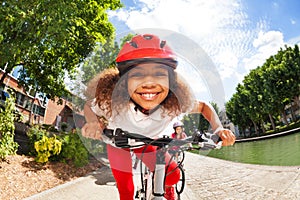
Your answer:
[103,128,222,150]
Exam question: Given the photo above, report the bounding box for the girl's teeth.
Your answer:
[142,93,156,98]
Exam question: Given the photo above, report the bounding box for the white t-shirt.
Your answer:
[91,100,175,140]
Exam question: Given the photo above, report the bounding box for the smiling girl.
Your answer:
[82,34,235,200]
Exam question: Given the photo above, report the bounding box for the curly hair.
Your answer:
[85,67,195,118]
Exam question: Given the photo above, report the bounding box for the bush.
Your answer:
[0,93,19,160]
[34,135,62,163]
[27,125,97,167]
[58,130,89,167]
[60,122,68,132]
[27,125,47,156]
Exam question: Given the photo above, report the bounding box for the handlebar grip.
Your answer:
[198,132,223,150]
[103,128,130,147]
[210,134,222,143]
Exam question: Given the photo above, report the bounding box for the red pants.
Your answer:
[107,144,180,200]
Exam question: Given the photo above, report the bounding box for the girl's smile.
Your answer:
[127,63,170,110]
[139,92,159,100]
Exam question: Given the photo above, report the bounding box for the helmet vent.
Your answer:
[143,35,153,40]
[160,40,166,48]
[129,41,138,48]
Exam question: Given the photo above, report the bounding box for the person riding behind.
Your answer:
[169,121,193,160]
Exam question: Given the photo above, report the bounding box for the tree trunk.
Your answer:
[290,101,296,122]
[242,127,246,138]
[290,96,299,122]
[281,110,289,125]
[294,95,300,109]
[260,119,265,134]
[252,120,258,136]
[269,114,276,130]
[0,71,8,88]
[28,88,38,124]
[242,128,246,138]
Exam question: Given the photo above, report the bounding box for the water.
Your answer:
[201,131,300,166]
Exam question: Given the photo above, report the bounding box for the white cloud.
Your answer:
[243,31,285,71]
[287,35,300,45]
[290,19,296,25]
[109,0,289,100]
[215,50,239,79]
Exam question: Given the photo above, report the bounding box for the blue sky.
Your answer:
[108,0,300,108]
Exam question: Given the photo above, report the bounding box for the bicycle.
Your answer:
[167,147,185,199]
[103,128,222,200]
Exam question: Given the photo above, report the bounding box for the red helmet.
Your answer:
[116,34,177,76]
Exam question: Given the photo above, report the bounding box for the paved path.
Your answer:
[25,153,300,200]
[183,153,300,200]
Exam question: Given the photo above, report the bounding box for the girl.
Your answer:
[82,34,236,200]
[169,121,193,162]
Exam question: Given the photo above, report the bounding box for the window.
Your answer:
[32,104,45,117]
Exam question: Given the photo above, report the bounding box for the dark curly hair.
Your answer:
[85,67,195,118]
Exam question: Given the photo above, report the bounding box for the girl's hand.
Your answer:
[215,128,236,146]
[81,121,103,140]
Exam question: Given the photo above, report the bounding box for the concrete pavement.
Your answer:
[25,153,300,200]
[184,153,300,200]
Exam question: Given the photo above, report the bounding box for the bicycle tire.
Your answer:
[175,165,185,194]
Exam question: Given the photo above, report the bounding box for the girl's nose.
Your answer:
[141,81,156,89]
[140,75,157,88]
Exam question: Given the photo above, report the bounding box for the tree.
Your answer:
[226,93,250,137]
[81,38,120,84]
[80,32,136,84]
[182,101,219,134]
[226,44,300,138]
[263,45,300,125]
[0,0,123,99]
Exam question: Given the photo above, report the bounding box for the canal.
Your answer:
[201,131,300,166]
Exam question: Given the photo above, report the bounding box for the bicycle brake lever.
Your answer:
[199,133,222,150]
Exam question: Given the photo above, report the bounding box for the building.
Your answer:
[218,109,240,137]
[0,69,85,131]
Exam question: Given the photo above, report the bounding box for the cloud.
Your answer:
[243,30,285,71]
[108,0,289,101]
[290,18,296,25]
[110,0,260,68]
[287,35,300,45]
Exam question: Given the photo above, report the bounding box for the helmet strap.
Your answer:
[130,98,161,115]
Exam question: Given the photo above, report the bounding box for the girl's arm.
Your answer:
[81,100,105,140]
[190,101,236,146]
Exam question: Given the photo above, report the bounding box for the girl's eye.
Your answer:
[129,72,144,78]
[128,69,168,78]
[155,72,168,77]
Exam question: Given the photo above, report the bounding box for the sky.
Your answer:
[107,0,300,108]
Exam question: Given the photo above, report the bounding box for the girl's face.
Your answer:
[175,126,183,134]
[127,63,170,110]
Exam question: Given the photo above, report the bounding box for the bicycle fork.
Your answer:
[152,148,166,199]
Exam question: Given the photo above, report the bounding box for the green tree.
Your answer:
[182,101,219,134]
[243,68,269,134]
[263,45,300,125]
[0,0,123,99]
[81,38,120,84]
[226,92,251,137]
[80,33,135,84]
[226,44,300,137]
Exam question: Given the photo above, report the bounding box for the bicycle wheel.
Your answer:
[175,165,185,194]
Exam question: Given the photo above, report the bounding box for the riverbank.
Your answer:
[236,127,300,142]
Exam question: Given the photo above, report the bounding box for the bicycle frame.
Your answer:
[103,128,222,200]
[131,144,169,200]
